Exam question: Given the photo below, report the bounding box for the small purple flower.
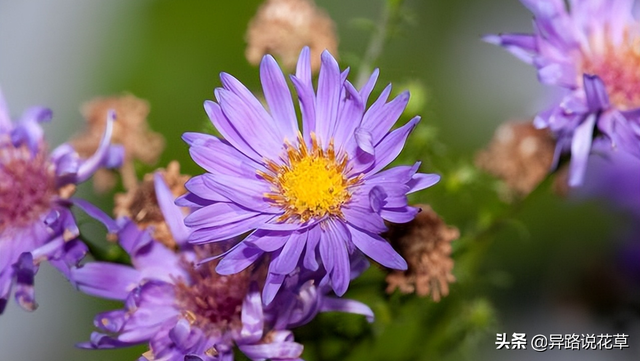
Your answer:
[486,0,640,186]
[0,88,119,314]
[182,47,439,304]
[73,174,373,361]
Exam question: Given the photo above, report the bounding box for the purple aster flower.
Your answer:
[73,173,373,361]
[486,0,640,186]
[0,88,120,314]
[181,47,440,304]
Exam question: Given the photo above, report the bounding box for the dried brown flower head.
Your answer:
[475,120,556,199]
[552,163,571,197]
[384,204,459,302]
[71,94,165,192]
[245,0,338,72]
[114,161,189,249]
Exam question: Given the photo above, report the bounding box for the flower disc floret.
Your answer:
[582,34,640,110]
[260,133,360,222]
[0,141,56,231]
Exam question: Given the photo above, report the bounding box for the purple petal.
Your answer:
[599,111,640,158]
[215,242,264,275]
[216,88,284,159]
[71,263,141,300]
[154,173,190,245]
[14,253,37,311]
[333,81,366,151]
[293,47,316,144]
[76,109,116,182]
[327,221,351,296]
[184,175,228,202]
[348,225,407,270]
[343,199,387,233]
[184,202,259,229]
[104,144,124,168]
[380,205,420,223]
[303,225,321,271]
[200,173,275,213]
[315,50,342,146]
[320,297,374,323]
[369,186,387,213]
[117,219,152,255]
[362,90,410,144]
[482,33,537,64]
[182,131,220,146]
[189,142,262,178]
[94,309,127,333]
[319,227,335,275]
[262,271,286,305]
[239,341,303,360]
[538,63,577,88]
[189,213,274,244]
[169,318,191,346]
[175,192,213,208]
[78,331,137,349]
[568,113,597,186]
[203,100,262,162]
[270,232,306,275]
[260,55,299,140]
[361,84,391,129]
[583,74,610,112]
[407,173,440,193]
[244,229,291,252]
[354,127,374,155]
[47,239,88,279]
[367,116,420,175]
[240,283,264,343]
[70,198,119,234]
[359,68,380,103]
[296,47,312,85]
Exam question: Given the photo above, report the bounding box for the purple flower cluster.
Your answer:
[73,174,373,361]
[182,47,439,304]
[486,0,640,186]
[2,46,436,361]
[0,88,120,314]
[67,48,436,360]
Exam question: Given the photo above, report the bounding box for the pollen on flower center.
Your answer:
[583,33,640,110]
[258,133,359,223]
[174,255,250,334]
[0,138,56,232]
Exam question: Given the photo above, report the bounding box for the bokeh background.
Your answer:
[1,0,638,360]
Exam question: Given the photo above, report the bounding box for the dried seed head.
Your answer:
[384,204,458,302]
[246,0,338,72]
[475,120,555,200]
[71,94,165,192]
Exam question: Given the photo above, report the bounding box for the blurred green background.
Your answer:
[0,0,638,360]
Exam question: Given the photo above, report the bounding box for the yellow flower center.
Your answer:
[582,31,640,110]
[259,133,360,223]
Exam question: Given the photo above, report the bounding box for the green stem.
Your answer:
[355,0,405,88]
[457,171,556,274]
